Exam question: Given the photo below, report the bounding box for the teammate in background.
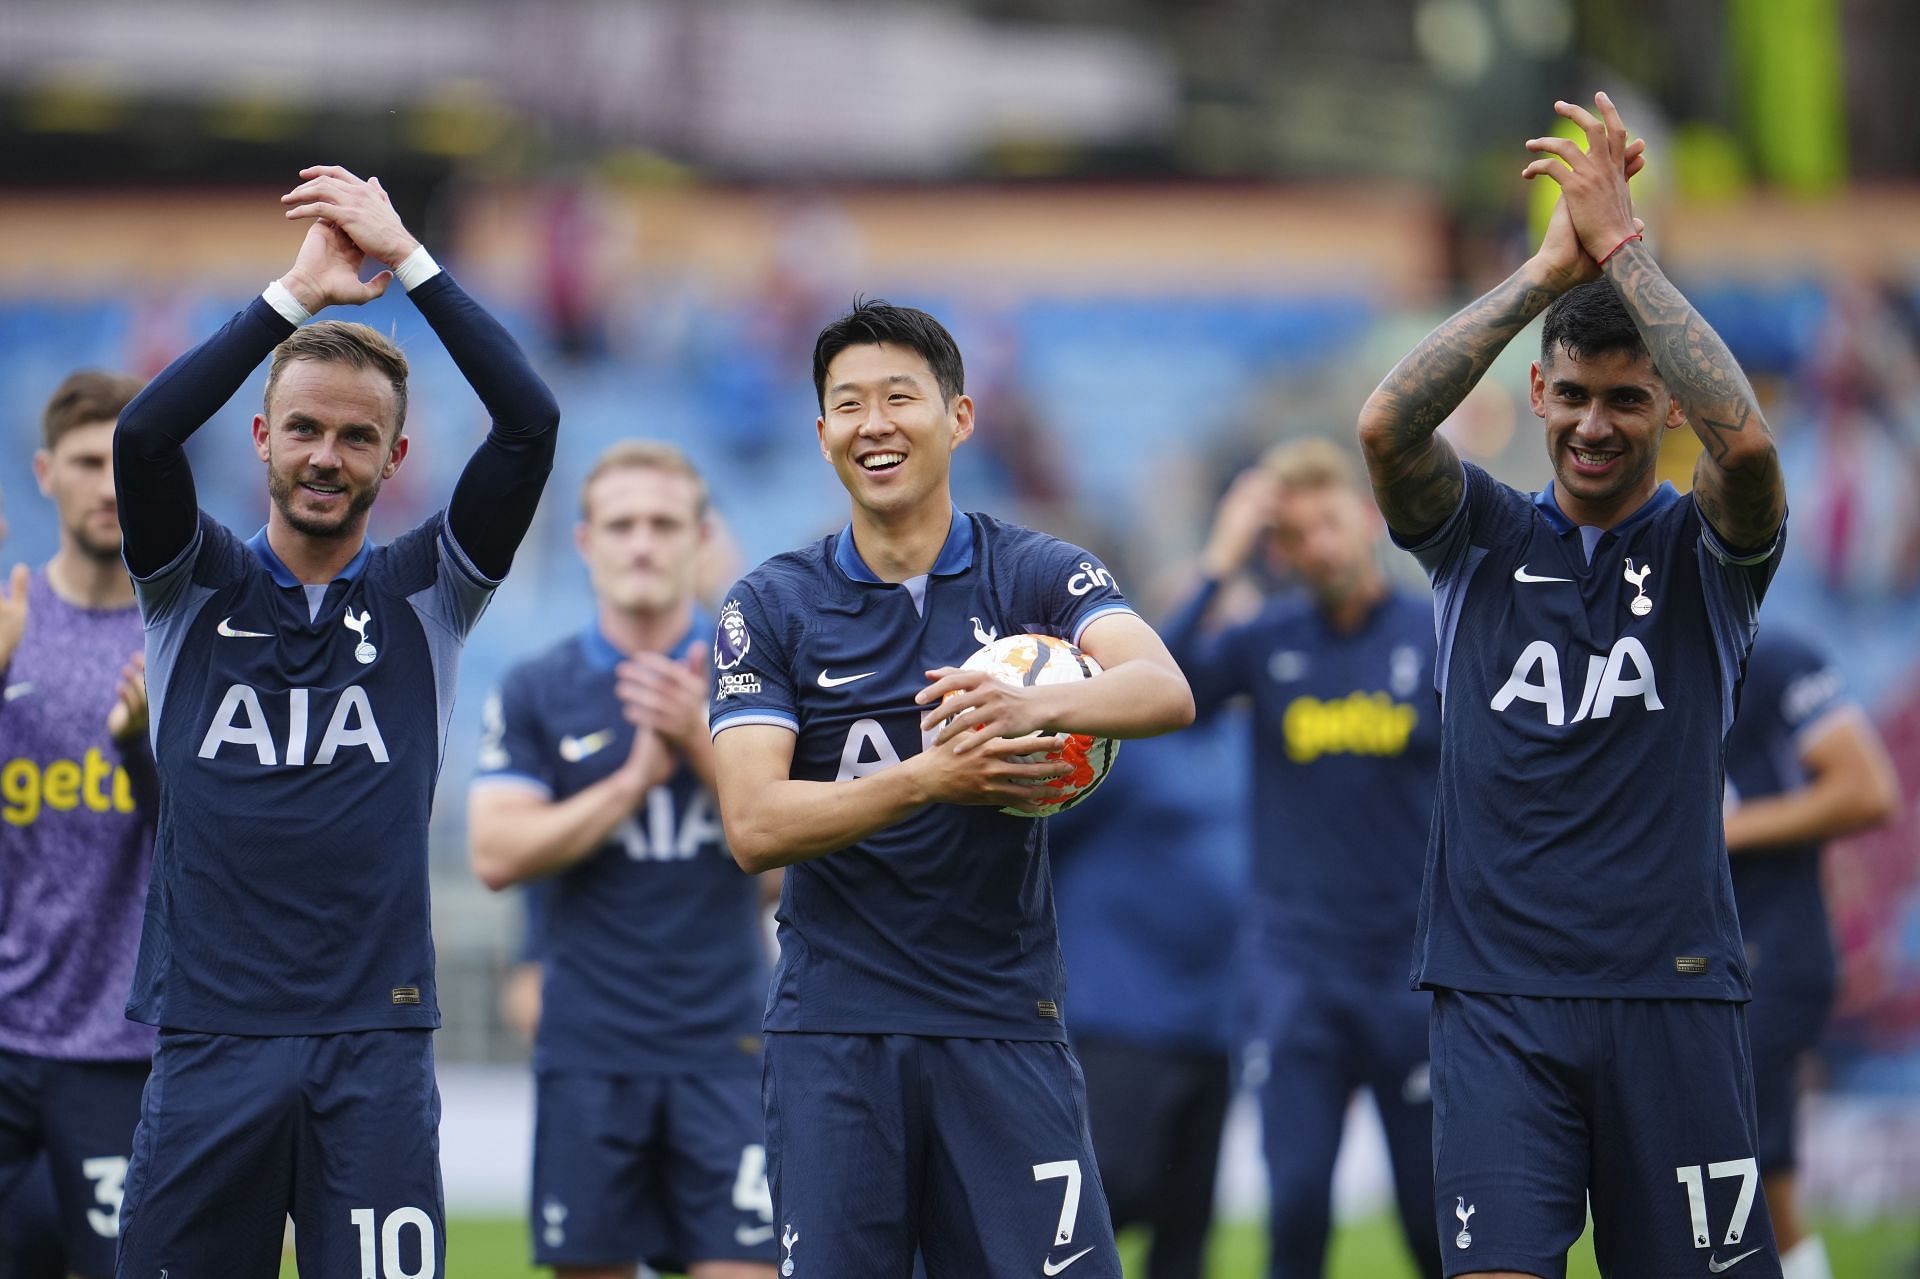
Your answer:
[0,371,156,1279]
[1048,716,1249,1279]
[1358,94,1788,1277]
[470,441,777,1279]
[1163,438,1442,1279]
[1723,625,1898,1279]
[110,167,558,1275]
[708,300,1194,1277]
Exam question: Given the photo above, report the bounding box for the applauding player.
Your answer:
[1358,95,1787,1277]
[110,168,558,1275]
[1164,438,1442,1279]
[470,442,777,1279]
[0,372,155,1279]
[708,301,1193,1277]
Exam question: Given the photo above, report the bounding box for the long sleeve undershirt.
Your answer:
[114,272,560,582]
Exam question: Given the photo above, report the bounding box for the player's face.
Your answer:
[576,466,706,616]
[1531,345,1685,522]
[1269,482,1378,606]
[34,420,122,561]
[253,359,407,541]
[817,343,973,521]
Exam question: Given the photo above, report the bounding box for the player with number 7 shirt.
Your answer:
[707,300,1194,1277]
[109,166,559,1277]
[1357,96,1788,1277]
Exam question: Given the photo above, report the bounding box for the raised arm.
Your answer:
[1360,127,1647,542]
[280,167,561,581]
[115,186,405,577]
[1525,93,1785,550]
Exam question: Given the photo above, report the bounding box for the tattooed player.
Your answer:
[1357,94,1787,1278]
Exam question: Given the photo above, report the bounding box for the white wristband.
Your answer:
[262,279,312,327]
[394,245,442,292]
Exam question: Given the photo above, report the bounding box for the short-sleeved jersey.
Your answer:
[0,571,156,1060]
[1398,463,1784,1000]
[1168,586,1439,982]
[472,618,766,1076]
[129,512,495,1035]
[1725,626,1848,993]
[708,511,1135,1041]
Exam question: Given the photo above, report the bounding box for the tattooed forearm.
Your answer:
[1604,241,1785,547]
[1358,265,1556,536]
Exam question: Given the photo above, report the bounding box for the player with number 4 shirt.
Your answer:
[708,301,1194,1277]
[1358,95,1787,1278]
[470,442,777,1279]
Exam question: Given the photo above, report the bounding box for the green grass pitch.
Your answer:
[279,1214,1918,1277]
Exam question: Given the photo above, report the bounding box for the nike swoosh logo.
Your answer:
[1708,1248,1763,1273]
[735,1224,776,1246]
[1043,1248,1095,1275]
[216,616,273,638]
[817,669,877,688]
[559,730,615,762]
[3,682,34,702]
[1513,565,1573,584]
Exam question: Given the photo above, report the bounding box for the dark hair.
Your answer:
[812,298,964,410]
[265,321,410,436]
[1539,280,1648,366]
[42,369,145,450]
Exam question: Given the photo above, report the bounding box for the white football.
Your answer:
[958,633,1120,817]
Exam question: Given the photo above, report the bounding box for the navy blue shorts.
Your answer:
[0,1048,147,1279]
[531,1067,776,1270]
[1430,991,1781,1279]
[1745,975,1833,1175]
[116,1030,442,1279]
[763,1033,1120,1279]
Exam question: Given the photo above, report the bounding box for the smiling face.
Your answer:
[816,342,973,522]
[1530,343,1686,527]
[34,419,122,562]
[253,358,407,541]
[576,464,706,618]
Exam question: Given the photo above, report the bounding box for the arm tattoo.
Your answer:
[1359,268,1555,537]
[1605,242,1786,548]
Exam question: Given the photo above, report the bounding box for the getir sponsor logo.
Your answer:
[2,750,137,825]
[1283,692,1418,764]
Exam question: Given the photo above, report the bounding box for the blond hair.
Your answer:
[264,321,409,435]
[579,440,709,519]
[1260,437,1361,493]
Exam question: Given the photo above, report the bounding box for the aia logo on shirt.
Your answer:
[197,684,390,765]
[1490,636,1663,726]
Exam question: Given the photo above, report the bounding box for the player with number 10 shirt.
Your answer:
[110,167,558,1276]
[1358,96,1788,1277]
[708,300,1194,1277]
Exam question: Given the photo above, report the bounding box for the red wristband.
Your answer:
[1598,231,1643,269]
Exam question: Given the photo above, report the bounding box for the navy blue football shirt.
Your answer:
[708,510,1134,1040]
[130,515,492,1034]
[1724,626,1848,994]
[474,617,767,1075]
[1165,584,1439,982]
[1398,462,1784,1000]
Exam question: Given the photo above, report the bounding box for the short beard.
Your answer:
[267,467,379,540]
[70,522,124,563]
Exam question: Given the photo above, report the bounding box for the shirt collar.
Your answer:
[246,526,371,588]
[1532,480,1679,537]
[832,507,974,584]
[578,610,709,672]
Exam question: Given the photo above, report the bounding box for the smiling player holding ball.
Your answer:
[707,299,1192,1277]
